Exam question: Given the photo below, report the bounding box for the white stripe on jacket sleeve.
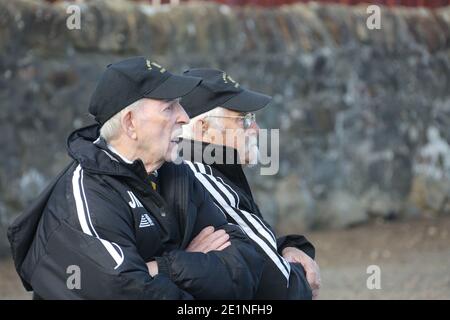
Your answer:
[185,161,291,285]
[72,165,124,269]
[197,163,290,272]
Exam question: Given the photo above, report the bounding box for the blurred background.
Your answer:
[0,0,449,299]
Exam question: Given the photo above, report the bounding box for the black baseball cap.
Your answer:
[180,68,272,118]
[88,57,202,125]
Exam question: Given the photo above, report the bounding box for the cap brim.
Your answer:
[144,74,201,100]
[181,84,238,118]
[222,89,272,112]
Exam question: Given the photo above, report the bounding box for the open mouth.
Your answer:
[170,127,183,144]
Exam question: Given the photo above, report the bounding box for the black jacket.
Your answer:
[7,125,264,299]
[180,139,315,299]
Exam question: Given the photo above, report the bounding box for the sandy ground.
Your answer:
[0,259,32,300]
[1,216,449,300]
[309,216,450,299]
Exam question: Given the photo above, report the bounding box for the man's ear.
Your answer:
[190,118,206,141]
[200,118,209,133]
[121,110,138,140]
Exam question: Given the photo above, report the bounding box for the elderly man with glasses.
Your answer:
[179,68,321,300]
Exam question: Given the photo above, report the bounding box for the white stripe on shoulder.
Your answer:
[195,163,237,207]
[72,165,124,269]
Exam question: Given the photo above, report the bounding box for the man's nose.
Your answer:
[176,102,190,125]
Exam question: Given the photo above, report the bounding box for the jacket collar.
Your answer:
[180,139,254,199]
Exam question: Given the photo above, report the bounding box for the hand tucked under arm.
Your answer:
[282,246,321,299]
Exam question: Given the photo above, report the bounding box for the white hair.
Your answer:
[182,107,226,140]
[100,99,143,142]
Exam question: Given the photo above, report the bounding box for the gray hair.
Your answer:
[182,107,226,140]
[100,99,143,142]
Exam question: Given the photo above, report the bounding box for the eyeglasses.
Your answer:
[206,113,256,130]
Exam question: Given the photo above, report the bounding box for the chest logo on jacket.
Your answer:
[127,191,143,208]
[139,213,155,228]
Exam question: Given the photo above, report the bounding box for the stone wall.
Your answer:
[1,0,449,256]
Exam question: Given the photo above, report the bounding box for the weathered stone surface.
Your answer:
[0,0,449,255]
[273,175,316,233]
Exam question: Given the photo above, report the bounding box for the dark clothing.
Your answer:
[181,139,314,299]
[8,125,264,299]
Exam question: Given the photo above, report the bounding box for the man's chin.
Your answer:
[243,147,260,167]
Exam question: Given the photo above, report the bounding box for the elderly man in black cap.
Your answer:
[8,58,264,299]
[180,68,321,299]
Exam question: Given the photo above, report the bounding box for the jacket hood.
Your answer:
[67,124,149,182]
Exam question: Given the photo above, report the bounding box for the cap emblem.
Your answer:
[222,72,239,88]
[146,59,166,73]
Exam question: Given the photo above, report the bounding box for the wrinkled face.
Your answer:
[206,108,260,165]
[134,98,189,166]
